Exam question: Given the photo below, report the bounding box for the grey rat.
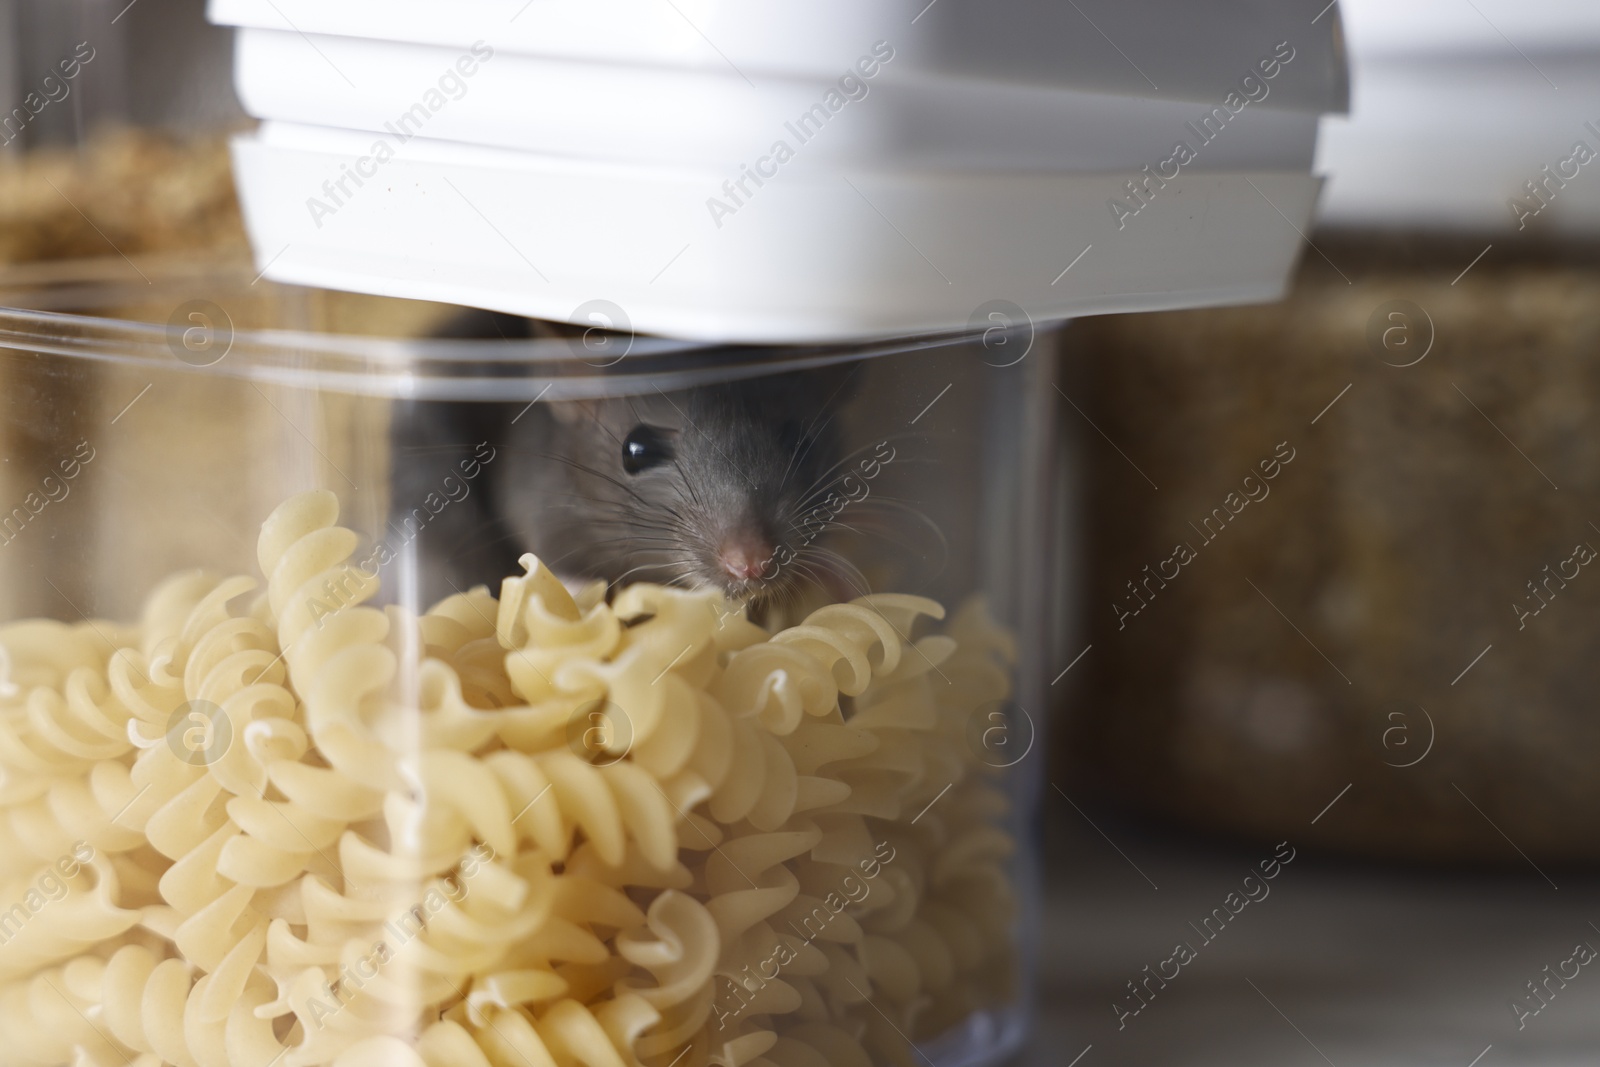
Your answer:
[388,311,863,609]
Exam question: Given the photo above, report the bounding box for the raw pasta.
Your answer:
[0,491,1019,1067]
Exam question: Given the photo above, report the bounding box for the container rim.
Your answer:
[0,256,1023,400]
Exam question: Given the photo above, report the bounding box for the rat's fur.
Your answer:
[493,371,852,600]
[388,318,858,609]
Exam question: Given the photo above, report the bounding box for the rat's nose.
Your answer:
[717,536,774,583]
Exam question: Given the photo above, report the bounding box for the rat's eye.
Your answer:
[622,425,674,474]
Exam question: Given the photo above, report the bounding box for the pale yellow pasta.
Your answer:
[0,490,1021,1067]
[613,890,720,1059]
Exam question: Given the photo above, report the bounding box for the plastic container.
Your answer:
[0,259,1067,1067]
[207,0,1348,341]
[1317,0,1600,231]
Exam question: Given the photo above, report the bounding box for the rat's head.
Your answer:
[546,365,858,601]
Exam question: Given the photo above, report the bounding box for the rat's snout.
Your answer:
[716,532,775,584]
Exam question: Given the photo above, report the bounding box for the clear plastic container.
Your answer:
[0,259,1066,1067]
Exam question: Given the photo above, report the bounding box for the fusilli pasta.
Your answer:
[0,491,1021,1067]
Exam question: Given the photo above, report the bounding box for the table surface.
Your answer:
[1009,801,1600,1067]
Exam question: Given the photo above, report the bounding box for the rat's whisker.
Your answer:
[575,536,683,553]
[788,484,844,518]
[805,545,872,598]
[574,541,684,568]
[779,363,865,491]
[532,450,691,525]
[843,497,950,566]
[606,559,691,589]
[778,408,841,493]
[791,439,882,497]
[536,508,688,543]
[672,465,711,518]
[789,476,877,518]
[586,404,628,448]
[392,443,500,458]
[788,431,917,502]
[812,518,866,539]
[786,558,823,588]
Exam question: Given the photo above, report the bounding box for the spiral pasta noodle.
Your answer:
[0,490,1022,1067]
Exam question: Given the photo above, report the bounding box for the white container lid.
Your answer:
[1317,0,1600,234]
[210,0,1348,342]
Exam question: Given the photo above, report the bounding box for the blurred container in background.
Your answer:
[0,0,241,151]
[0,0,246,264]
[1065,238,1600,863]
[1061,0,1600,864]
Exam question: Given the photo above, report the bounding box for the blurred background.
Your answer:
[1045,2,1600,1063]
[4,0,1600,1063]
